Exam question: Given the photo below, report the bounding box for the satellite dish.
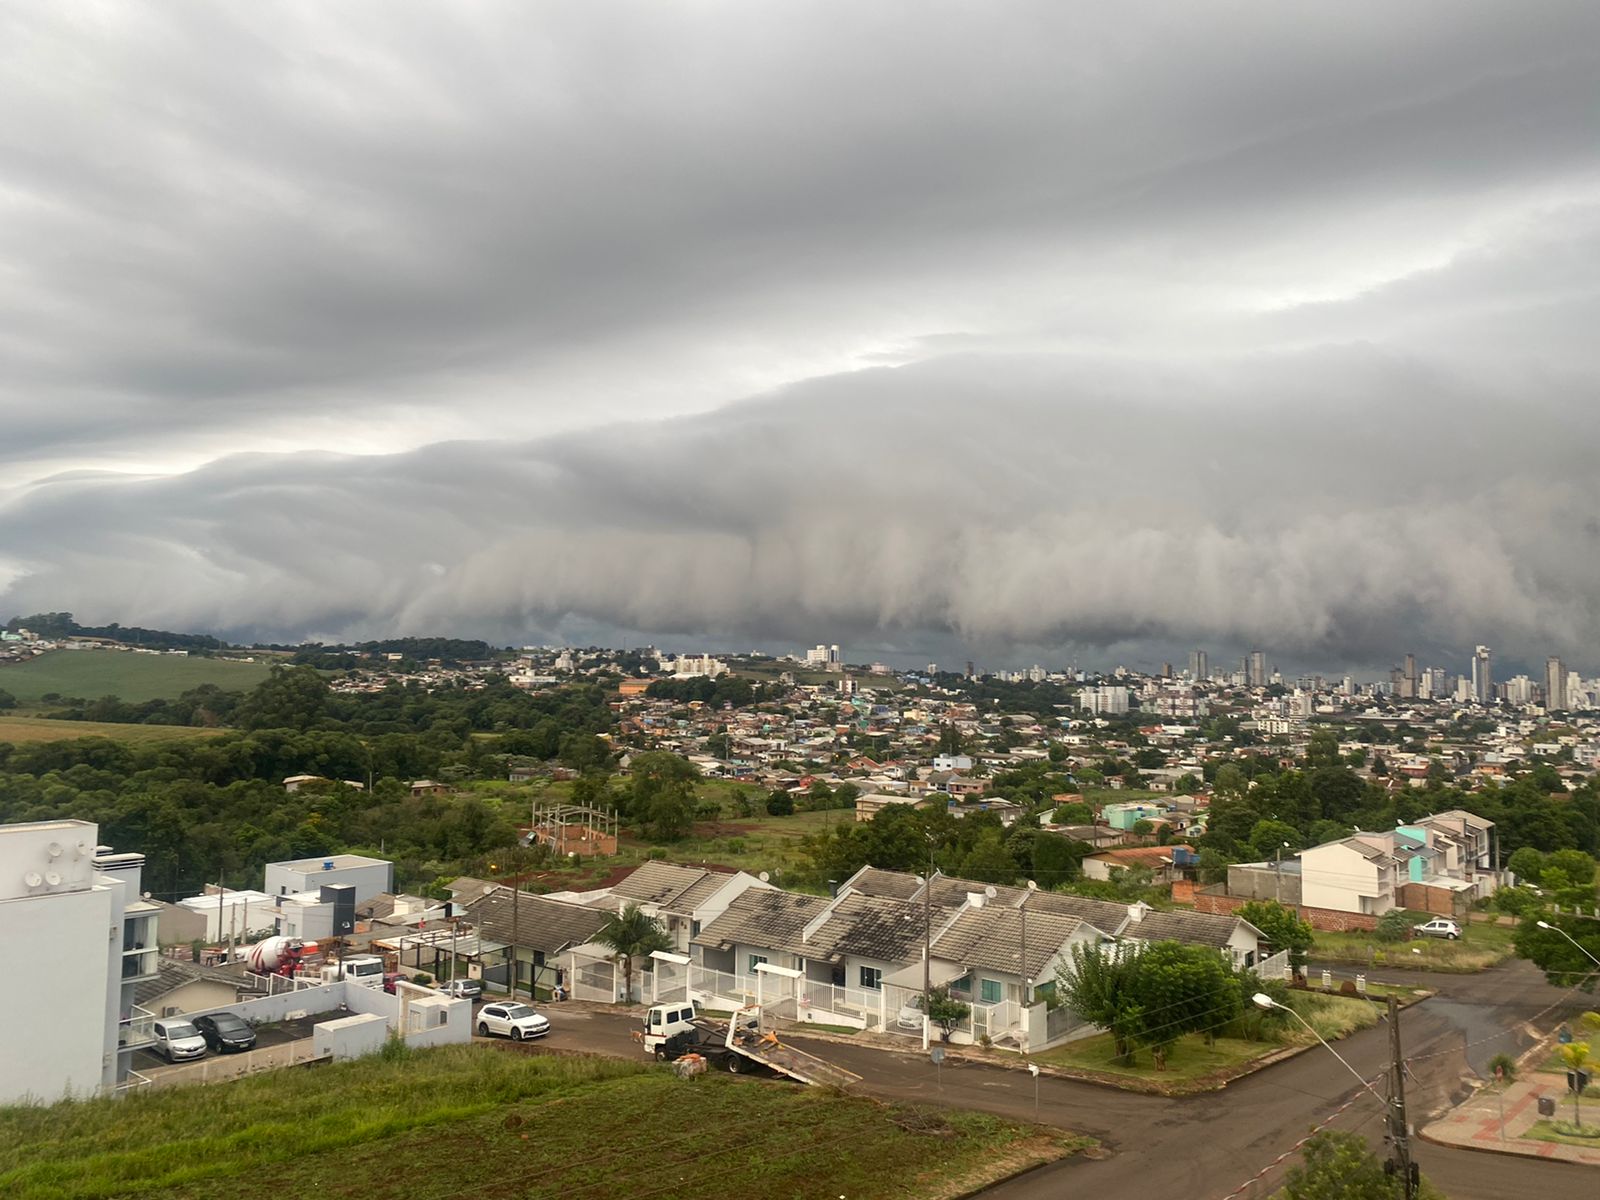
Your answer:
[984,886,998,899]
[759,871,770,883]
[24,871,42,888]
[1026,879,1038,891]
[44,871,61,887]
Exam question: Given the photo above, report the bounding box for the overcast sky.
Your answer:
[2,2,1597,674]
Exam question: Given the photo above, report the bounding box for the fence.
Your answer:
[1253,948,1293,981]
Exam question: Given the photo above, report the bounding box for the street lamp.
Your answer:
[1252,993,1388,1107]
[1535,920,1600,969]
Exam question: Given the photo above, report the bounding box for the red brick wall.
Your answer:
[1171,879,1196,904]
[1192,889,1379,933]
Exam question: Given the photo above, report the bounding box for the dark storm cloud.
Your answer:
[2,3,1599,663]
[4,348,1599,667]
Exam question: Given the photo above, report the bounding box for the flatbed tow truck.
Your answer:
[637,1001,859,1088]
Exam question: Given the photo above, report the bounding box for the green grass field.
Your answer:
[0,715,227,745]
[1312,913,1518,972]
[0,1045,1073,1200]
[0,650,271,705]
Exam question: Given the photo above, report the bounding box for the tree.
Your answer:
[1507,846,1546,884]
[1516,916,1600,990]
[594,902,670,1004]
[1374,909,1412,944]
[1058,943,1145,1062]
[1134,941,1240,1065]
[921,984,971,1042]
[1559,1041,1590,1127]
[236,666,330,731]
[1283,1130,1408,1200]
[0,689,15,711]
[1237,901,1315,971]
[1546,848,1597,889]
[628,751,700,841]
[765,788,795,817]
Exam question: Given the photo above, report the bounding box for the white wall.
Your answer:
[314,1013,389,1061]
[264,860,392,904]
[0,884,116,1104]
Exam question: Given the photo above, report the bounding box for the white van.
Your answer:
[641,1001,700,1056]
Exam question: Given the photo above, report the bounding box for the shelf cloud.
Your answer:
[2,3,1598,668]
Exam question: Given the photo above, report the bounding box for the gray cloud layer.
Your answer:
[2,3,1598,668]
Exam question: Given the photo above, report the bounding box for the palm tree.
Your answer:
[596,902,670,1004]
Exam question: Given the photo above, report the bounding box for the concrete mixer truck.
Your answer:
[243,936,318,977]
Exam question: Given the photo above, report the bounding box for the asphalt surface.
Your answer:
[518,960,1598,1199]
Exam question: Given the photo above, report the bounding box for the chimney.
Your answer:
[1125,902,1146,923]
[967,892,984,909]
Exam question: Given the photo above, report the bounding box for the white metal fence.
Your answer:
[1253,949,1292,981]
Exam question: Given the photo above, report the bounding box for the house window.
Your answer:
[859,966,882,991]
[980,978,1003,1004]
[748,953,768,973]
[691,920,701,937]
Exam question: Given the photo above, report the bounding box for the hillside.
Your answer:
[0,650,272,705]
[0,1044,1069,1200]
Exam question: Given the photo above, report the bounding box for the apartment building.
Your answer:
[0,819,160,1104]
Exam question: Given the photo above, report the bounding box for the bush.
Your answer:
[1487,1053,1516,1083]
[1374,910,1412,943]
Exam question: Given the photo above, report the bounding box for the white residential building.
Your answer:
[1079,686,1130,716]
[0,819,160,1104]
[264,854,394,906]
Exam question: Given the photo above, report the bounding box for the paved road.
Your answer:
[526,960,1596,1199]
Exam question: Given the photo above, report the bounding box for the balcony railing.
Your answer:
[118,1004,156,1049]
[116,1068,153,1093]
[121,946,159,981]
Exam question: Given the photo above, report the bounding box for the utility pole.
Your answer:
[1387,994,1417,1199]
[510,878,520,1002]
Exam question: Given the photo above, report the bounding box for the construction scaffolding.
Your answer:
[527,802,618,858]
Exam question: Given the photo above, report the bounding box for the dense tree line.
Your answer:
[283,637,507,669]
[5,612,226,652]
[0,669,615,899]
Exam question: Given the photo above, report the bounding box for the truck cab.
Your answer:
[641,1001,700,1056]
[322,955,387,986]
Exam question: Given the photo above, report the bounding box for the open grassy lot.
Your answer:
[1312,913,1518,972]
[0,715,227,745]
[0,1045,1077,1200]
[1031,991,1381,1091]
[0,650,271,705]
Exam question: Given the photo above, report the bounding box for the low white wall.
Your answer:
[314,1013,389,1061]
[186,981,347,1025]
[185,979,469,1054]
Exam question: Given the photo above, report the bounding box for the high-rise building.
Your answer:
[1544,656,1566,711]
[1399,653,1417,699]
[1247,650,1267,688]
[1189,649,1208,681]
[1471,646,1493,703]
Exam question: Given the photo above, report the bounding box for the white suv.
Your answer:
[477,1002,551,1041]
[1412,918,1461,940]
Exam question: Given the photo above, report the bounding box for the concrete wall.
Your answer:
[187,979,470,1051]
[1224,865,1303,905]
[153,899,210,945]
[314,1012,388,1061]
[1397,882,1467,917]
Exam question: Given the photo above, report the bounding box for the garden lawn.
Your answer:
[0,1045,1077,1200]
[1031,992,1381,1090]
[1311,914,1517,972]
[1525,1119,1600,1148]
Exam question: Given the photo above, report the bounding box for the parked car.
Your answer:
[477,1002,550,1041]
[440,978,485,1000]
[151,1018,208,1063]
[895,1004,924,1031]
[1413,918,1461,940]
[194,1012,258,1053]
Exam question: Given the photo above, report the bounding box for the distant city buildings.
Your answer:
[804,644,843,671]
[1545,655,1566,711]
[1189,649,1208,681]
[1471,645,1493,703]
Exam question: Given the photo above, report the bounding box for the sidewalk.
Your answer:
[1418,1076,1600,1166]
